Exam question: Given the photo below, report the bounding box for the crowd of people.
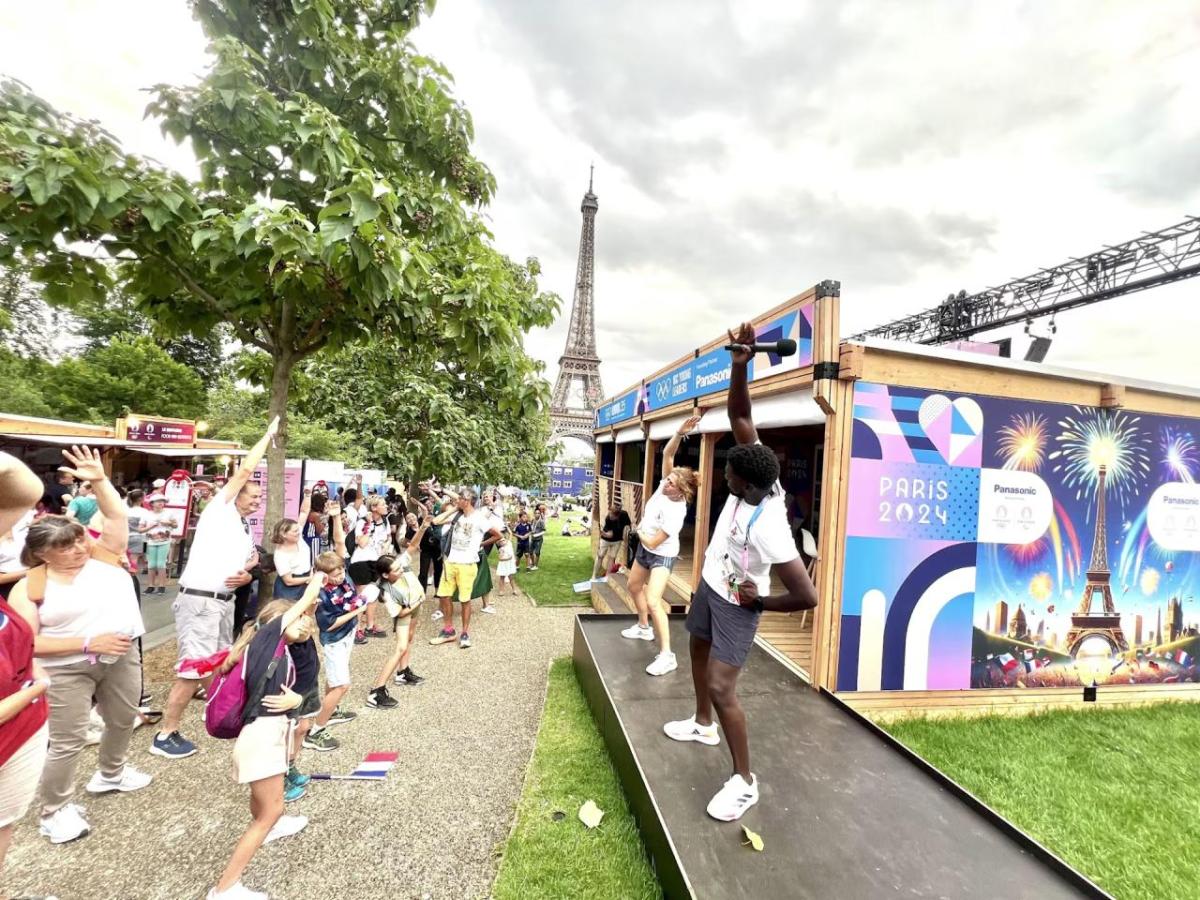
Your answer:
[0,416,565,900]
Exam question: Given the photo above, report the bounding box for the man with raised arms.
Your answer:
[663,322,818,822]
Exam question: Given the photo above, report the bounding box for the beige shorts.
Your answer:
[174,591,235,678]
[232,715,292,784]
[0,723,48,827]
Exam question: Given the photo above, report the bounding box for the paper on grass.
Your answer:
[573,580,593,593]
[579,800,605,829]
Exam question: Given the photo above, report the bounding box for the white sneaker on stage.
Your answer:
[646,651,678,676]
[706,773,759,822]
[663,715,720,746]
[620,623,654,641]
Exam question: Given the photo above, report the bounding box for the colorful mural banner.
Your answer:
[837,382,1200,693]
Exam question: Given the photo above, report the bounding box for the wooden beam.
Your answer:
[691,431,717,590]
[838,344,864,381]
[1100,383,1126,408]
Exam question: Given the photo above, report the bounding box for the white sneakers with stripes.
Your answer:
[706,773,759,822]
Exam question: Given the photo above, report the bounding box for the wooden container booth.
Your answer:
[592,281,1200,718]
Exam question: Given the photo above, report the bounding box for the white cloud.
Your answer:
[3,0,1199,413]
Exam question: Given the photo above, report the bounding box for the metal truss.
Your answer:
[852,216,1200,344]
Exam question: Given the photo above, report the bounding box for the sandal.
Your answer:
[136,708,163,728]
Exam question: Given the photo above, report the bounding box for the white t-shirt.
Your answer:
[0,510,33,573]
[350,517,392,563]
[344,502,364,535]
[143,508,177,543]
[272,542,312,578]
[39,557,145,667]
[180,492,254,593]
[701,486,799,603]
[446,509,494,564]
[638,486,688,559]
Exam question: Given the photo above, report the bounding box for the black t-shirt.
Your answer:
[601,511,632,541]
[288,637,319,694]
[43,482,72,514]
[242,618,296,725]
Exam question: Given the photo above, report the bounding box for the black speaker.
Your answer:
[1024,336,1053,363]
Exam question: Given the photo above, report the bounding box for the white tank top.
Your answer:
[38,558,145,667]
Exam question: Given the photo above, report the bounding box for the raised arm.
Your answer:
[328,502,347,558]
[221,416,279,503]
[661,414,703,481]
[0,451,42,537]
[298,487,312,521]
[60,446,127,555]
[280,575,322,633]
[725,322,758,446]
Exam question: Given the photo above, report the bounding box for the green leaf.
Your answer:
[319,216,354,244]
[742,825,764,852]
[348,191,381,226]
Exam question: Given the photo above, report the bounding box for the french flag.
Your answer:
[350,752,399,779]
[998,653,1019,673]
[1173,650,1192,667]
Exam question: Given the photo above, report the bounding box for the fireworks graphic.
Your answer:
[1029,572,1053,602]
[999,413,1047,472]
[1159,426,1198,483]
[1049,408,1151,513]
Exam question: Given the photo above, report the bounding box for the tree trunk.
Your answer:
[265,348,294,547]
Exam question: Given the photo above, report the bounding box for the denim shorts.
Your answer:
[634,543,674,572]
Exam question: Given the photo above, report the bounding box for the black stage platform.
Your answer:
[573,614,1109,900]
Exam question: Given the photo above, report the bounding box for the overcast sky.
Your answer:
[4,2,1199,441]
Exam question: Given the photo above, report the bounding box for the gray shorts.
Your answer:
[634,544,674,572]
[686,578,760,668]
[173,591,235,678]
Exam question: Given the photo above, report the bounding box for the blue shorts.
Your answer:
[686,578,760,668]
[634,544,674,572]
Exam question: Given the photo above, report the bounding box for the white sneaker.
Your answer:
[706,773,759,821]
[207,882,267,900]
[621,623,655,641]
[646,651,678,676]
[84,726,103,747]
[85,765,153,794]
[430,610,444,621]
[481,604,497,614]
[663,715,720,746]
[264,814,308,845]
[39,803,91,844]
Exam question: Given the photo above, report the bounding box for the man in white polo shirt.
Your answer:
[662,322,818,823]
[150,418,278,760]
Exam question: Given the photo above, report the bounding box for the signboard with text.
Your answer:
[123,417,196,446]
[595,388,642,429]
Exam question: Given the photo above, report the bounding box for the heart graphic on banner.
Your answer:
[918,395,983,465]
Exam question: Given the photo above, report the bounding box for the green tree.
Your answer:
[300,339,554,489]
[0,348,54,418]
[203,374,364,465]
[0,261,69,359]
[0,0,557,527]
[40,335,206,424]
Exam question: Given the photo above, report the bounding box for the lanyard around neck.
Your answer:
[731,499,765,573]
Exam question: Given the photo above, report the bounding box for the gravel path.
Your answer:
[9,590,582,900]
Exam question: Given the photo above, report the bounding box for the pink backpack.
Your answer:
[204,635,289,739]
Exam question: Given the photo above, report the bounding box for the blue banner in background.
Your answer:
[595,388,640,428]
[646,347,734,412]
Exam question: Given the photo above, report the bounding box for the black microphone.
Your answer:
[723,338,798,357]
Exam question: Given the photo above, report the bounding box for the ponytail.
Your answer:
[219,600,292,674]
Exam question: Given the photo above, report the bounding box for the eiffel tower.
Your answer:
[1066,464,1129,656]
[549,168,604,447]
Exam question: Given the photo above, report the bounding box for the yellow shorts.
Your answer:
[438,561,478,603]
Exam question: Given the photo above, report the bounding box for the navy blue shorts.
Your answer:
[634,544,674,572]
[686,578,760,668]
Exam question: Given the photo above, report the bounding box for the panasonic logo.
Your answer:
[994,485,1037,496]
[695,370,730,389]
[1164,496,1200,506]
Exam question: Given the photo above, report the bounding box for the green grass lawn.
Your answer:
[493,658,660,900]
[886,702,1200,899]
[516,511,596,606]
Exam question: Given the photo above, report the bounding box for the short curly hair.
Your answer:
[727,444,779,490]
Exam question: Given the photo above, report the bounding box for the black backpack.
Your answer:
[440,511,463,557]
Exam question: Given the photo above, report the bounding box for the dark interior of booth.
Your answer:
[619,441,646,485]
[598,442,616,478]
[705,424,825,594]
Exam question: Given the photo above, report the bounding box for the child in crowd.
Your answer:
[495,528,517,595]
[302,551,365,752]
[363,549,426,708]
[143,494,177,594]
[513,512,532,571]
[206,579,322,900]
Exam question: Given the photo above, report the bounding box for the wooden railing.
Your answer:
[595,476,646,523]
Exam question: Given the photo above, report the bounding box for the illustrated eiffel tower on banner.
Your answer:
[1065,464,1129,656]
[549,168,604,447]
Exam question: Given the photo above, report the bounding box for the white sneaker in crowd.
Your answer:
[39,803,91,844]
[430,610,444,621]
[706,773,759,822]
[663,715,720,746]
[646,651,678,676]
[84,706,104,746]
[620,623,654,641]
[207,882,267,900]
[481,604,497,614]
[85,765,153,795]
[263,814,308,845]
